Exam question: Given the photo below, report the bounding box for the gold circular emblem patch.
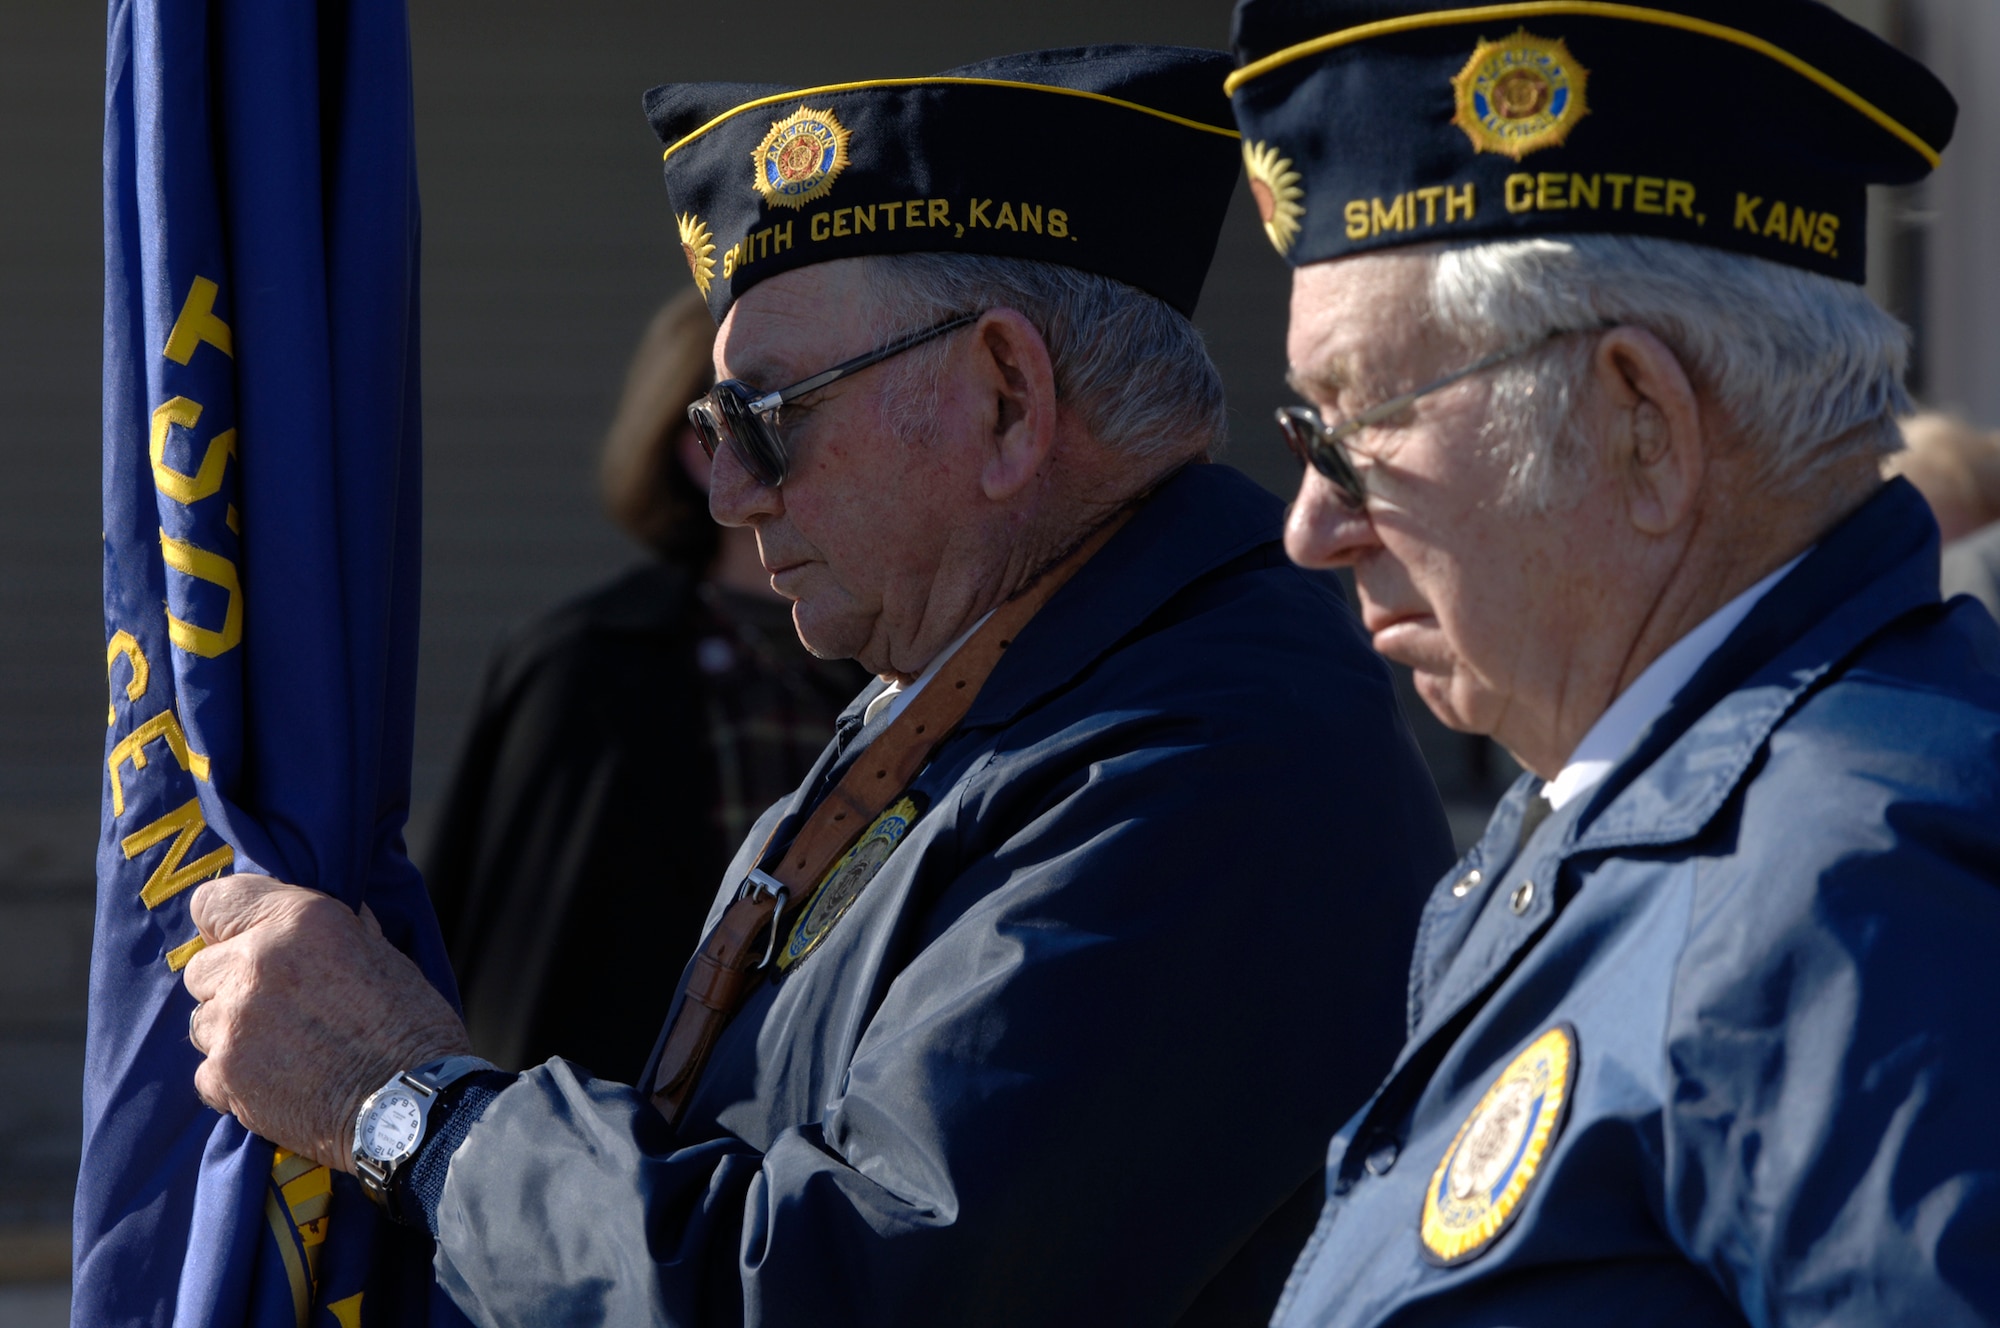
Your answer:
[751,106,853,211]
[776,796,920,971]
[677,212,716,297]
[1420,1024,1576,1265]
[1451,29,1589,160]
[1242,140,1306,255]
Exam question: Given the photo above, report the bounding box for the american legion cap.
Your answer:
[644,45,1242,323]
[1226,0,1957,282]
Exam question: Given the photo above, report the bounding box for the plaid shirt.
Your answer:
[693,584,865,850]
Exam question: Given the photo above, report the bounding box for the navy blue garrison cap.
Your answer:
[644,46,1242,322]
[1226,0,1957,282]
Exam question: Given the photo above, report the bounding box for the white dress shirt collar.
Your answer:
[1543,553,1806,812]
[860,609,997,728]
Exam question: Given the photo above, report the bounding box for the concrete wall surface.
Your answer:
[1906,0,2000,425]
[0,0,113,1284]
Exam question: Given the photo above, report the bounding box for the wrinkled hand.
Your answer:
[182,874,471,1174]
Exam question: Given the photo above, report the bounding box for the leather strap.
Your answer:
[650,517,1126,1124]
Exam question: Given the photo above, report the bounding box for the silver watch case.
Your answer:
[352,1071,439,1207]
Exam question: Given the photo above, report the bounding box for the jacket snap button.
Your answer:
[1510,879,1536,915]
[1451,869,1482,898]
[1364,1139,1400,1176]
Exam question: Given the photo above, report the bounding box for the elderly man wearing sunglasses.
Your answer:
[176,46,1455,1327]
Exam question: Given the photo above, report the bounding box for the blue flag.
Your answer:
[81,0,466,1322]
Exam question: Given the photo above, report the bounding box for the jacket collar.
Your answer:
[786,463,1282,834]
[1572,477,1943,854]
[1374,479,1944,1114]
[834,464,1281,735]
[962,462,1284,730]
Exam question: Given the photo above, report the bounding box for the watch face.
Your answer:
[360,1089,424,1163]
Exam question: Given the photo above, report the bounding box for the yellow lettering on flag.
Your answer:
[263,1189,313,1326]
[106,709,212,815]
[150,397,238,505]
[121,797,233,908]
[106,631,150,724]
[159,534,244,657]
[165,936,206,971]
[163,276,234,365]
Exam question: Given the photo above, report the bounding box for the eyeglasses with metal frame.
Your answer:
[687,310,984,488]
[1276,326,1605,511]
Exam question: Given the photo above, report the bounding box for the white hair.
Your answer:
[860,253,1226,460]
[1426,235,1912,506]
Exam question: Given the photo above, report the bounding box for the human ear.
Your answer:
[1591,326,1704,536]
[969,308,1058,501]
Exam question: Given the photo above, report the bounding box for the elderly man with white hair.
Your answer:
[175,46,1455,1326]
[1227,0,2000,1323]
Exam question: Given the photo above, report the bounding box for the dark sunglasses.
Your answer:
[687,311,983,488]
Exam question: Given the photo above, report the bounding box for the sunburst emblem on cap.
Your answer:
[1420,1024,1576,1265]
[1243,140,1306,255]
[1452,29,1589,160]
[677,212,716,297]
[751,105,853,211]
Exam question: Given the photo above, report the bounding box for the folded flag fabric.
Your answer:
[83,0,465,1322]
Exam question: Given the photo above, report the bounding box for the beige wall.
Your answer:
[1824,0,1997,428]
[0,0,110,1248]
[1905,0,2000,426]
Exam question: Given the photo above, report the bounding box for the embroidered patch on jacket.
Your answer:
[751,105,852,210]
[1243,139,1306,254]
[1419,1023,1577,1265]
[1451,30,1590,160]
[775,795,921,971]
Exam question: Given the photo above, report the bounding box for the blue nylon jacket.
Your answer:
[427,463,1457,1326]
[1274,478,2000,1327]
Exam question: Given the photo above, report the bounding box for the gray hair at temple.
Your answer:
[1427,235,1912,508]
[862,253,1228,461]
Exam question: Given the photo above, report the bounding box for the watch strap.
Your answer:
[396,1070,512,1235]
[405,1054,498,1095]
[354,1055,499,1209]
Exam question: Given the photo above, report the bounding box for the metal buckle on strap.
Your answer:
[758,890,788,969]
[741,868,789,968]
[741,867,786,901]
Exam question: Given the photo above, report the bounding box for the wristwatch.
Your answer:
[351,1055,493,1211]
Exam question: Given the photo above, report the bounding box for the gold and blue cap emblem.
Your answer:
[1226,0,1957,283]
[1420,1024,1577,1265]
[646,46,1243,323]
[752,106,853,210]
[1451,29,1589,160]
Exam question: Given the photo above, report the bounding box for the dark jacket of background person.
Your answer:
[424,464,1458,1327]
[426,290,864,1082]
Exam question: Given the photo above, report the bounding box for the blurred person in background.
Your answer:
[1888,410,2000,616]
[425,287,865,1084]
